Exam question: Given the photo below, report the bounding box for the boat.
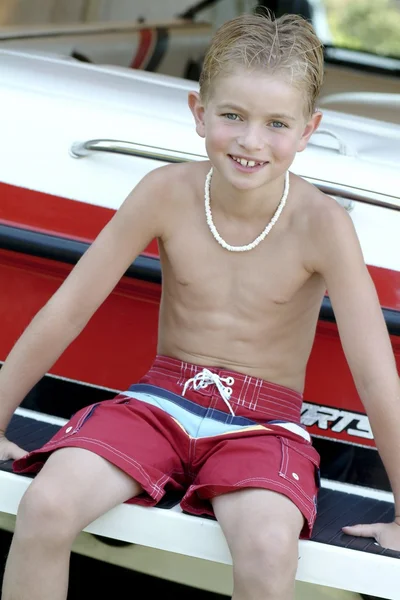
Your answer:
[1,0,400,123]
[0,17,212,79]
[0,47,399,599]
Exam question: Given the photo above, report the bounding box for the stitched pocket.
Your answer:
[279,437,321,502]
[63,403,99,436]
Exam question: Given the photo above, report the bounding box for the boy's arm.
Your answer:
[0,167,170,434]
[312,197,400,550]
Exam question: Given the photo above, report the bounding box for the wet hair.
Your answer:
[199,11,324,117]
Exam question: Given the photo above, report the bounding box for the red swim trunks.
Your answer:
[14,355,320,538]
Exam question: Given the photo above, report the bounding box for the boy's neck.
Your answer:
[208,169,290,220]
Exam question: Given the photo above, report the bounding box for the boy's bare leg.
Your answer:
[2,447,143,600]
[212,488,303,600]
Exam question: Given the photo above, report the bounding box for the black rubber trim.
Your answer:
[0,224,161,284]
[1,224,398,334]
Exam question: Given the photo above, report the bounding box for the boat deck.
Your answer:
[1,408,399,599]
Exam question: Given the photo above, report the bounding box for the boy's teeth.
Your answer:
[233,157,260,167]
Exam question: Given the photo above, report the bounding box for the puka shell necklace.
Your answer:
[204,168,289,252]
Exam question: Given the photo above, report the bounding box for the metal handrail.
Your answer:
[69,138,400,211]
[319,92,400,108]
[306,179,399,211]
[310,129,354,156]
[70,139,205,164]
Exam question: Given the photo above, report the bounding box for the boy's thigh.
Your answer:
[185,432,319,538]
[23,446,143,530]
[15,397,188,523]
[212,487,304,554]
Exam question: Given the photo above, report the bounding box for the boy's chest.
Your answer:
[162,227,312,307]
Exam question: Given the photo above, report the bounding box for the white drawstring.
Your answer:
[182,368,235,416]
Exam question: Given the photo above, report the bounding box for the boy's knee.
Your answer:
[233,527,298,597]
[16,481,78,544]
[265,523,301,559]
[234,524,299,582]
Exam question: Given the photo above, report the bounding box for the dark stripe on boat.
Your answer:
[144,28,169,72]
[0,224,160,284]
[0,223,398,335]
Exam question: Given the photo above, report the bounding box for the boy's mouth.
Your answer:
[229,155,268,170]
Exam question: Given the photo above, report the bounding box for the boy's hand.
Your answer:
[343,522,400,551]
[0,432,27,461]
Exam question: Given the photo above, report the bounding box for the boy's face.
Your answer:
[189,68,321,190]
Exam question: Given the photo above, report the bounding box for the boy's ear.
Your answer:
[188,91,206,138]
[297,110,323,153]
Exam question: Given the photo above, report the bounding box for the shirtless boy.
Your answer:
[1,11,400,600]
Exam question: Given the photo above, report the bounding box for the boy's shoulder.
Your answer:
[129,160,208,212]
[139,160,207,190]
[118,161,209,242]
[293,174,361,275]
[293,173,352,231]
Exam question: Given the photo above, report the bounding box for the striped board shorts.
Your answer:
[13,354,320,538]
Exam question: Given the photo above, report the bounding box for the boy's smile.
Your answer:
[229,155,268,173]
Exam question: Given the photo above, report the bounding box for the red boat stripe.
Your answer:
[130,28,155,69]
[0,181,399,310]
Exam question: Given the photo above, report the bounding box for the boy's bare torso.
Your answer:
[155,162,328,392]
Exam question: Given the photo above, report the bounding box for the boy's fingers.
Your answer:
[0,437,27,461]
[9,443,28,460]
[342,523,378,539]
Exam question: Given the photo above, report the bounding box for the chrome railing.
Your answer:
[69,138,399,212]
[70,139,205,164]
[305,179,399,212]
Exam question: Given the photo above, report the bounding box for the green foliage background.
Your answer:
[325,0,400,57]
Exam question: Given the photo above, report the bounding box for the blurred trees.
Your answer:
[324,0,400,57]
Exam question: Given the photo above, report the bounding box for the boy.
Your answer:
[1,11,400,600]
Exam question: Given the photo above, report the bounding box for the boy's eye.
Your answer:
[222,113,241,121]
[270,121,286,128]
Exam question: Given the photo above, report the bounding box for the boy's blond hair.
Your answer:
[199,11,324,117]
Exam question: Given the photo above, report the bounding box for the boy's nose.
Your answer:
[237,126,264,152]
